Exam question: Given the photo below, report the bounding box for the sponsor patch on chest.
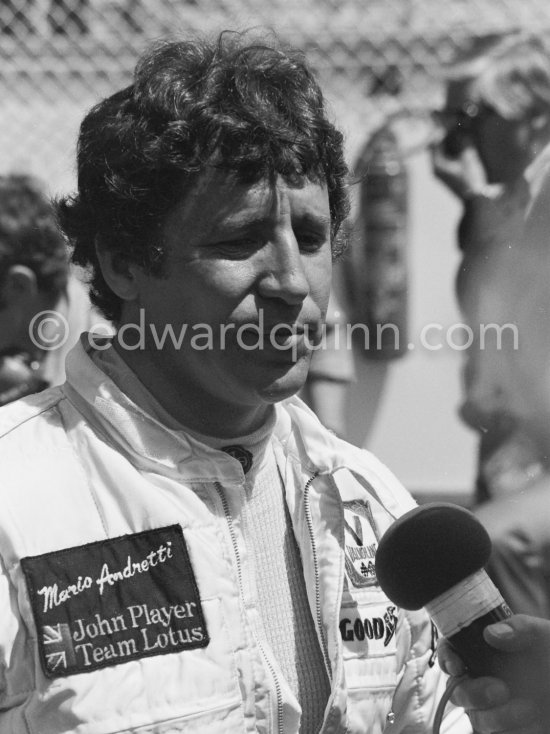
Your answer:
[21,525,209,678]
[343,499,380,588]
[339,602,398,655]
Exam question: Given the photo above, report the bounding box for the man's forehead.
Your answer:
[172,169,330,231]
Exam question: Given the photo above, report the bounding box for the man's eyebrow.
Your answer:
[219,212,267,228]
[293,212,332,229]
[209,209,332,234]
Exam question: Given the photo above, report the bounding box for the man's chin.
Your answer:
[256,362,311,404]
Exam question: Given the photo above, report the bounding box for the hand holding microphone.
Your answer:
[375,503,548,733]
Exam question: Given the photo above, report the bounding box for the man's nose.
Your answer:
[257,237,310,305]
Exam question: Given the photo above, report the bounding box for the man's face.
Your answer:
[123,171,332,431]
[457,252,517,435]
[442,80,531,183]
[501,182,550,451]
[503,281,550,452]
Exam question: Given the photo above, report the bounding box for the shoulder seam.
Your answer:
[0,392,65,440]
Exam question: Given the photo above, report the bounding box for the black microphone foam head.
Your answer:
[375,503,492,610]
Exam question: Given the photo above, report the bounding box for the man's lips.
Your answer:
[267,324,304,343]
[242,322,314,337]
[237,322,321,352]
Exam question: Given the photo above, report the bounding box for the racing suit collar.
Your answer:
[64,333,348,482]
[63,334,253,483]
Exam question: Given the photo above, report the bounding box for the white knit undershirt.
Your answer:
[176,422,331,733]
[92,344,331,732]
[240,441,331,734]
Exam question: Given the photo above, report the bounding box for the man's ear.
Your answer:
[95,245,140,302]
[3,265,38,306]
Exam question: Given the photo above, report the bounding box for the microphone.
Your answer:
[375,503,513,678]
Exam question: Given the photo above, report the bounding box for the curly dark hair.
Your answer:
[57,30,350,322]
[0,174,68,307]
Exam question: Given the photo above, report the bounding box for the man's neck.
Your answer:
[111,340,272,439]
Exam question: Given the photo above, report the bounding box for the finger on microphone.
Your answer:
[449,675,510,709]
[466,698,541,734]
[484,615,550,653]
[437,638,466,677]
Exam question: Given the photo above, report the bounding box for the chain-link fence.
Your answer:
[2,0,550,193]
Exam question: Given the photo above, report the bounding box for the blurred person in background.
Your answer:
[432,33,550,507]
[439,171,550,720]
[0,173,68,406]
[472,167,550,619]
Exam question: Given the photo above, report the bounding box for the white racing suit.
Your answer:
[0,337,470,734]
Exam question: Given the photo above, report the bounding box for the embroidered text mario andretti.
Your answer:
[38,539,175,611]
[21,525,209,678]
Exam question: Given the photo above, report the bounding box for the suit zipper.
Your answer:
[214,482,284,734]
[303,472,331,675]
[257,640,284,734]
[214,482,244,594]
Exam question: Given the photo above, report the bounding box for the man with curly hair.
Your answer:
[0,31,530,734]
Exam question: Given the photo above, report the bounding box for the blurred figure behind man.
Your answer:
[473,167,550,619]
[0,173,68,406]
[433,33,550,620]
[432,33,550,505]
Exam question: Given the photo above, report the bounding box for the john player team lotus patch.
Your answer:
[21,525,209,678]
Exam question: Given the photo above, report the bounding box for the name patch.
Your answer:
[21,525,209,678]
